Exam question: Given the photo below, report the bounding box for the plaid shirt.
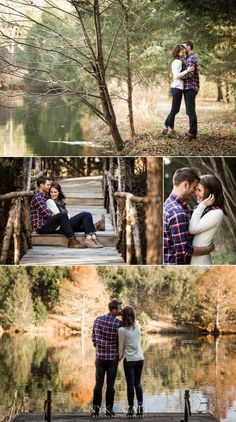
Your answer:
[184,53,200,92]
[92,313,122,360]
[30,191,52,232]
[164,193,194,265]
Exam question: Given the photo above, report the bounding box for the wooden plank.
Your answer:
[13,413,220,422]
[32,233,116,247]
[20,246,124,265]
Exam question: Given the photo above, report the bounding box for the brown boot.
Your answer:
[92,237,105,248]
[68,237,86,248]
[84,237,100,248]
[95,214,105,231]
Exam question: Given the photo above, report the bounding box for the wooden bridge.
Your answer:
[13,412,220,422]
[20,176,124,265]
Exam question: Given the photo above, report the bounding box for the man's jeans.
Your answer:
[184,89,198,136]
[123,359,144,407]
[38,212,74,238]
[164,88,183,129]
[93,359,118,411]
[70,212,96,234]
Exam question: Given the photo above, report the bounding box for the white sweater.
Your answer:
[189,203,224,265]
[118,324,144,362]
[171,59,188,90]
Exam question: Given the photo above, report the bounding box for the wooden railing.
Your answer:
[103,161,145,264]
[114,192,145,265]
[0,191,33,265]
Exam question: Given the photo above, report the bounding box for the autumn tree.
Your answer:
[196,267,236,333]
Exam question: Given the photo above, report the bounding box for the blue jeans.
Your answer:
[184,89,198,136]
[123,359,144,407]
[164,88,183,129]
[69,211,95,234]
[38,212,74,238]
[93,359,119,411]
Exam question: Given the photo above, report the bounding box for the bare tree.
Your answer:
[0,0,124,150]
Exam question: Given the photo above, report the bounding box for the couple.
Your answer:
[92,300,144,418]
[163,40,199,140]
[164,167,225,265]
[30,175,105,249]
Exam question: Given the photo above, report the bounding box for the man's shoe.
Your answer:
[68,237,85,248]
[126,407,134,418]
[91,405,100,418]
[137,405,143,418]
[106,407,115,417]
[84,237,101,248]
[95,214,105,231]
[185,132,197,140]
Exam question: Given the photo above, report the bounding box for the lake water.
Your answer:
[0,333,236,422]
[0,95,104,156]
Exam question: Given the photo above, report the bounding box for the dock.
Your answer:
[13,412,220,422]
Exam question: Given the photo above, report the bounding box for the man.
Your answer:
[92,299,123,417]
[30,175,84,248]
[164,167,214,265]
[183,41,200,140]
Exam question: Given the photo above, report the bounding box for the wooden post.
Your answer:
[130,202,143,265]
[146,157,162,265]
[106,171,116,230]
[126,196,132,264]
[13,198,21,265]
[0,200,17,264]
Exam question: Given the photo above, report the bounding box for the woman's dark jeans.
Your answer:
[38,212,74,239]
[123,359,144,407]
[164,88,183,129]
[69,211,96,234]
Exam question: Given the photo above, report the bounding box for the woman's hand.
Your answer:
[187,65,194,73]
[202,193,215,207]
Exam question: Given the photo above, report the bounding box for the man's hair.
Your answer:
[108,299,122,312]
[36,175,52,187]
[173,167,199,186]
[184,40,194,50]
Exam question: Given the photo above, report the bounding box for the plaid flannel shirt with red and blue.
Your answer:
[184,53,200,92]
[30,191,52,233]
[164,194,194,265]
[92,313,122,360]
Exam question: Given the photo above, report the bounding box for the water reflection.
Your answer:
[0,96,102,156]
[0,334,236,421]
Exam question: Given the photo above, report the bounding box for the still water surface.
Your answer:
[0,334,236,421]
[0,96,103,156]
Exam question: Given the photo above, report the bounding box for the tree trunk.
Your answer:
[126,197,132,264]
[146,157,162,265]
[93,0,124,151]
[124,5,135,138]
[217,80,223,102]
[13,199,21,265]
[225,82,230,104]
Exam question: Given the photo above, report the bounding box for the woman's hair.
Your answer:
[49,182,65,201]
[122,306,135,329]
[199,174,225,212]
[172,44,186,59]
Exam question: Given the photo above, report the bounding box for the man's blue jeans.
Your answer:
[93,359,119,411]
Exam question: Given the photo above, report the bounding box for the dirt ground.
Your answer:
[98,96,236,156]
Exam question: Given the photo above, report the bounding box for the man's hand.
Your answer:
[193,242,215,256]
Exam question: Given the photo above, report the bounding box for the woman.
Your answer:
[162,44,194,138]
[118,306,144,417]
[47,182,105,249]
[189,174,225,265]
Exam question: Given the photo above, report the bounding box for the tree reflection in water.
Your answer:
[0,333,236,421]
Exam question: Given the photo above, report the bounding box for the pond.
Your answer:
[0,333,235,422]
[0,95,105,157]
